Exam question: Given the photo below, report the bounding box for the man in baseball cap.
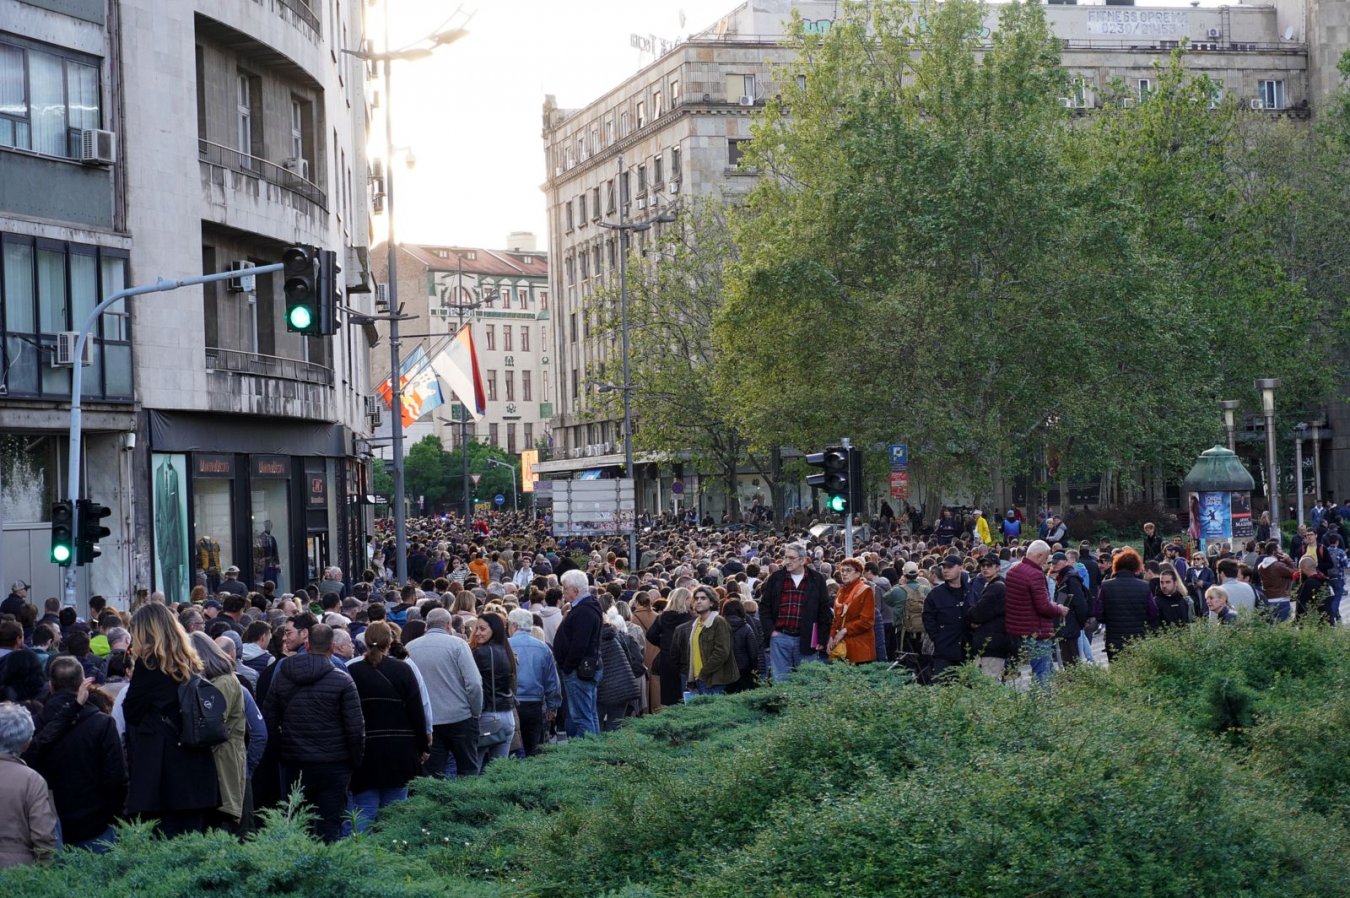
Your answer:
[2,580,29,617]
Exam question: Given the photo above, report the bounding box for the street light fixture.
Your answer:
[341,16,469,585]
[1294,421,1307,524]
[599,159,676,573]
[486,456,518,513]
[1255,378,1280,538]
[1219,399,1241,452]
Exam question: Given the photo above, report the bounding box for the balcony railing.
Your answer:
[198,139,328,213]
[273,0,321,36]
[205,346,334,386]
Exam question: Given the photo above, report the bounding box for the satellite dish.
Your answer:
[1284,26,1295,39]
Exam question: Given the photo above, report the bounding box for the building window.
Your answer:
[503,325,513,352]
[521,327,530,352]
[485,324,495,351]
[505,370,515,402]
[518,286,528,304]
[507,423,517,454]
[1208,80,1225,109]
[489,423,499,447]
[0,234,131,400]
[290,98,305,159]
[1136,78,1151,101]
[237,73,255,158]
[636,100,646,128]
[565,201,574,232]
[522,369,532,400]
[728,73,756,103]
[606,179,616,213]
[569,312,577,342]
[604,117,614,144]
[571,368,579,399]
[576,135,585,162]
[654,154,664,186]
[591,186,601,220]
[487,369,497,402]
[1258,79,1285,110]
[540,290,548,310]
[620,110,629,136]
[1072,76,1093,108]
[653,89,663,117]
[728,138,750,169]
[500,286,510,305]
[607,239,616,269]
[671,144,682,182]
[564,255,575,286]
[577,193,587,227]
[670,78,681,106]
[524,423,534,448]
[593,245,602,277]
[0,40,101,158]
[637,164,647,195]
[579,252,588,280]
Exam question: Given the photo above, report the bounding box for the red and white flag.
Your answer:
[430,324,486,420]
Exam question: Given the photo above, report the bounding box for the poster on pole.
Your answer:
[1198,491,1232,541]
[520,450,539,493]
[889,470,909,500]
[1231,491,1254,541]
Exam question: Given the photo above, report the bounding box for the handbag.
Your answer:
[576,653,600,681]
[828,603,850,661]
[479,648,514,748]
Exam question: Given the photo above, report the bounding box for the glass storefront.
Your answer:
[192,454,235,593]
[151,452,191,602]
[249,456,291,593]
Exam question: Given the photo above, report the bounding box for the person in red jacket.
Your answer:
[1003,540,1068,687]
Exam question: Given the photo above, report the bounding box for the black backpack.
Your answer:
[178,674,229,748]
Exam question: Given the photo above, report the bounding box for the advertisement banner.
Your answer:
[1231,491,1254,541]
[520,449,539,493]
[889,470,909,500]
[1198,491,1232,541]
[152,453,190,602]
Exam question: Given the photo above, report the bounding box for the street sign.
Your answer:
[889,470,909,500]
[672,480,684,494]
[470,473,482,486]
[534,479,554,495]
[551,478,636,536]
[889,444,909,469]
[494,494,505,506]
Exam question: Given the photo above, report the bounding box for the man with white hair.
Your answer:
[507,608,562,755]
[331,629,355,665]
[1003,539,1069,687]
[405,607,483,777]
[553,569,603,738]
[216,634,258,689]
[0,700,58,866]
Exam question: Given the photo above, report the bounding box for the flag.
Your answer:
[430,324,486,421]
[399,362,445,428]
[376,346,429,409]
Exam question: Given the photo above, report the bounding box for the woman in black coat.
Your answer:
[722,599,760,694]
[645,588,694,709]
[1091,549,1158,663]
[122,603,219,836]
[344,622,427,834]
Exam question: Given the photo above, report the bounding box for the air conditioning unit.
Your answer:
[225,260,256,293]
[1121,97,1136,108]
[79,129,116,165]
[364,395,383,417]
[738,95,754,107]
[669,181,680,194]
[1058,97,1074,108]
[375,283,390,312]
[1250,98,1265,110]
[282,157,310,180]
[1207,27,1221,38]
[52,332,92,368]
[636,196,647,210]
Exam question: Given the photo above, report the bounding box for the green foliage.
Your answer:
[402,434,521,511]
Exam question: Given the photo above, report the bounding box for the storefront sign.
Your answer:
[252,456,291,478]
[194,454,234,478]
[1086,9,1187,36]
[307,473,328,508]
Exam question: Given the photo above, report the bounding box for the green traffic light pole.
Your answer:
[62,263,284,607]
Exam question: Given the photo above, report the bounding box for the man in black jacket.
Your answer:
[262,624,364,843]
[758,545,832,683]
[1051,553,1090,665]
[966,554,1009,680]
[24,656,127,849]
[554,569,603,738]
[924,555,974,681]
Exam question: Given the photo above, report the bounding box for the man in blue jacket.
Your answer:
[554,570,603,737]
[507,608,562,755]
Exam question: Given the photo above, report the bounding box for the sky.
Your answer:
[379,0,736,251]
[379,0,1234,252]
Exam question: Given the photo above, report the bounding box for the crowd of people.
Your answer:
[0,502,1343,867]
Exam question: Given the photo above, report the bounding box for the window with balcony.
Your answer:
[0,39,101,158]
[237,71,262,162]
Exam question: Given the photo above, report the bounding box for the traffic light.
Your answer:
[76,498,112,565]
[846,445,865,516]
[50,500,74,566]
[316,248,339,336]
[283,245,319,335]
[806,446,851,514]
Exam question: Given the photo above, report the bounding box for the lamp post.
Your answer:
[1311,417,1325,503]
[1294,421,1307,525]
[486,456,518,513]
[1255,378,1280,538]
[1219,399,1241,452]
[344,22,467,584]
[438,253,496,524]
[598,156,676,573]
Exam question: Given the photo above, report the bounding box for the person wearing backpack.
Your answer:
[1325,533,1347,624]
[122,602,220,836]
[895,562,930,673]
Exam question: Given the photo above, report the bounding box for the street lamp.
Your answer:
[1294,421,1307,524]
[343,20,468,585]
[1219,399,1241,452]
[599,157,676,573]
[1255,378,1280,539]
[438,253,496,523]
[486,456,518,513]
[1310,417,1325,502]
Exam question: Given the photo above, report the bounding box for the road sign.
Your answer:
[494,494,505,506]
[551,478,636,536]
[671,480,684,494]
[889,470,909,500]
[889,444,909,469]
[470,473,482,486]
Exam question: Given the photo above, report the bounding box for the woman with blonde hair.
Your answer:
[122,603,219,835]
[645,587,693,710]
[188,632,247,832]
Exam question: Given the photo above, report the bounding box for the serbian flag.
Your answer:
[430,324,486,421]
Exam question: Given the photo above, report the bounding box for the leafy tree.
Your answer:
[401,435,522,513]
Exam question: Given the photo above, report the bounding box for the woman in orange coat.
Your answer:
[828,558,876,664]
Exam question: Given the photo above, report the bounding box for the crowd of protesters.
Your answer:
[0,498,1344,866]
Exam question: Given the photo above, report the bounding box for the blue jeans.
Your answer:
[769,632,823,683]
[563,670,601,737]
[66,824,116,853]
[476,709,516,772]
[1016,637,1056,687]
[692,681,725,696]
[345,786,408,836]
[1329,577,1344,623]
[1266,599,1292,623]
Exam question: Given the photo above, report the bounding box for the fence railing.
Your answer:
[198,139,328,213]
[273,0,321,35]
[206,346,334,386]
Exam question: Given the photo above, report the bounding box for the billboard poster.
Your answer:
[1198,491,1232,541]
[152,453,190,602]
[1231,491,1254,541]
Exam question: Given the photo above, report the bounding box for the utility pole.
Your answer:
[441,252,496,524]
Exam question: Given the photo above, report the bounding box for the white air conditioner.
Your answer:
[79,129,116,165]
[1058,97,1074,108]
[1207,27,1221,38]
[1250,98,1265,110]
[738,95,754,107]
[669,181,680,194]
[375,283,390,312]
[52,332,92,368]
[282,157,310,180]
[226,260,256,293]
[364,395,382,417]
[636,196,647,210]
